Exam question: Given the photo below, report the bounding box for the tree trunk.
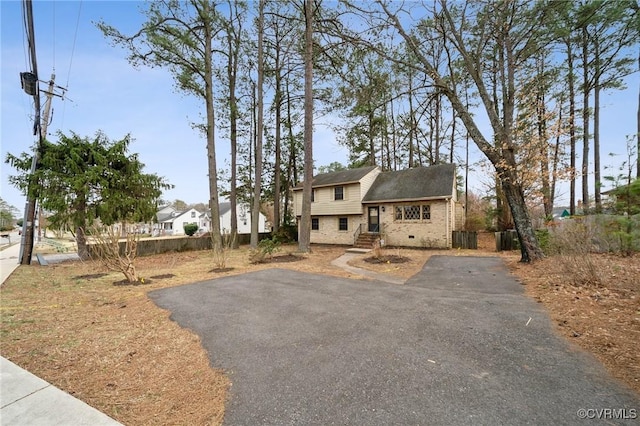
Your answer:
[76,225,89,261]
[566,38,577,216]
[408,69,415,168]
[273,53,282,233]
[536,57,552,219]
[450,105,456,164]
[593,37,601,213]
[228,20,239,248]
[499,169,544,262]
[298,0,314,253]
[581,25,590,213]
[283,80,296,226]
[368,110,376,166]
[434,92,441,164]
[204,2,222,250]
[251,0,265,248]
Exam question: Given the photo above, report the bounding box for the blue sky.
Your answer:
[1,0,349,212]
[1,1,638,214]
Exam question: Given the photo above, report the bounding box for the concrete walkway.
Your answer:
[331,248,405,285]
[0,240,21,284]
[0,242,122,426]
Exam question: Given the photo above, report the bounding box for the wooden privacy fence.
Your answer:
[495,230,519,251]
[452,231,477,249]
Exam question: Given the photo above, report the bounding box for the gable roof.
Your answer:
[362,164,456,203]
[294,166,378,189]
[157,209,178,223]
[200,202,253,218]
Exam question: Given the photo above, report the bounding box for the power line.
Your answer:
[60,0,83,127]
[52,0,55,72]
[65,0,83,89]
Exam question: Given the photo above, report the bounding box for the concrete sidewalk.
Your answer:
[1,243,122,426]
[1,358,122,425]
[0,241,21,284]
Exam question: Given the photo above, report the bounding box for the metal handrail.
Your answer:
[353,223,363,245]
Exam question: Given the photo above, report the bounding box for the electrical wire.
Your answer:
[51,0,54,72]
[60,0,83,128]
[65,0,82,89]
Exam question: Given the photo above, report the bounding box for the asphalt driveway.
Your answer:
[149,256,639,425]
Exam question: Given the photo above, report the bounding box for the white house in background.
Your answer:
[154,207,200,236]
[198,202,268,235]
[154,202,269,237]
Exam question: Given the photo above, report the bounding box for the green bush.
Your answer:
[535,229,550,255]
[183,223,198,236]
[258,237,281,256]
[248,237,281,264]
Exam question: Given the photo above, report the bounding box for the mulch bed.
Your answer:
[364,255,410,264]
[267,254,303,263]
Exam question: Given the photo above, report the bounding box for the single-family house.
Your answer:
[198,202,269,235]
[154,207,201,236]
[293,163,463,248]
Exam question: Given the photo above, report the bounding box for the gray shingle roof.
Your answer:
[157,210,178,223]
[362,164,456,202]
[294,166,378,189]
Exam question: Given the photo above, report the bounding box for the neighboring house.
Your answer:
[293,164,463,248]
[198,202,269,235]
[154,207,200,236]
[156,203,267,236]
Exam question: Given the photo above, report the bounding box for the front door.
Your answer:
[368,206,380,233]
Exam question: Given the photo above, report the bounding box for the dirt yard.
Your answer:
[1,234,638,425]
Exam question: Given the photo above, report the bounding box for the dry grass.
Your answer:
[0,244,352,425]
[1,233,638,426]
[509,253,640,394]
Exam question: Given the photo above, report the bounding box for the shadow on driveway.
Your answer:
[149,256,639,425]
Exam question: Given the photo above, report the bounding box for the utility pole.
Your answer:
[19,0,41,265]
[18,0,66,264]
[36,74,57,242]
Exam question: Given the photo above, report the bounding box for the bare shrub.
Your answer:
[371,239,382,258]
[248,248,266,264]
[89,225,141,283]
[212,232,235,270]
[547,219,601,287]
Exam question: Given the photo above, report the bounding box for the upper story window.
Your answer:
[311,189,315,202]
[334,186,344,201]
[191,211,196,218]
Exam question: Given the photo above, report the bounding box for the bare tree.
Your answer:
[98,0,223,249]
[335,0,548,261]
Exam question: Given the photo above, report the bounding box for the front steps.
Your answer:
[354,232,380,249]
